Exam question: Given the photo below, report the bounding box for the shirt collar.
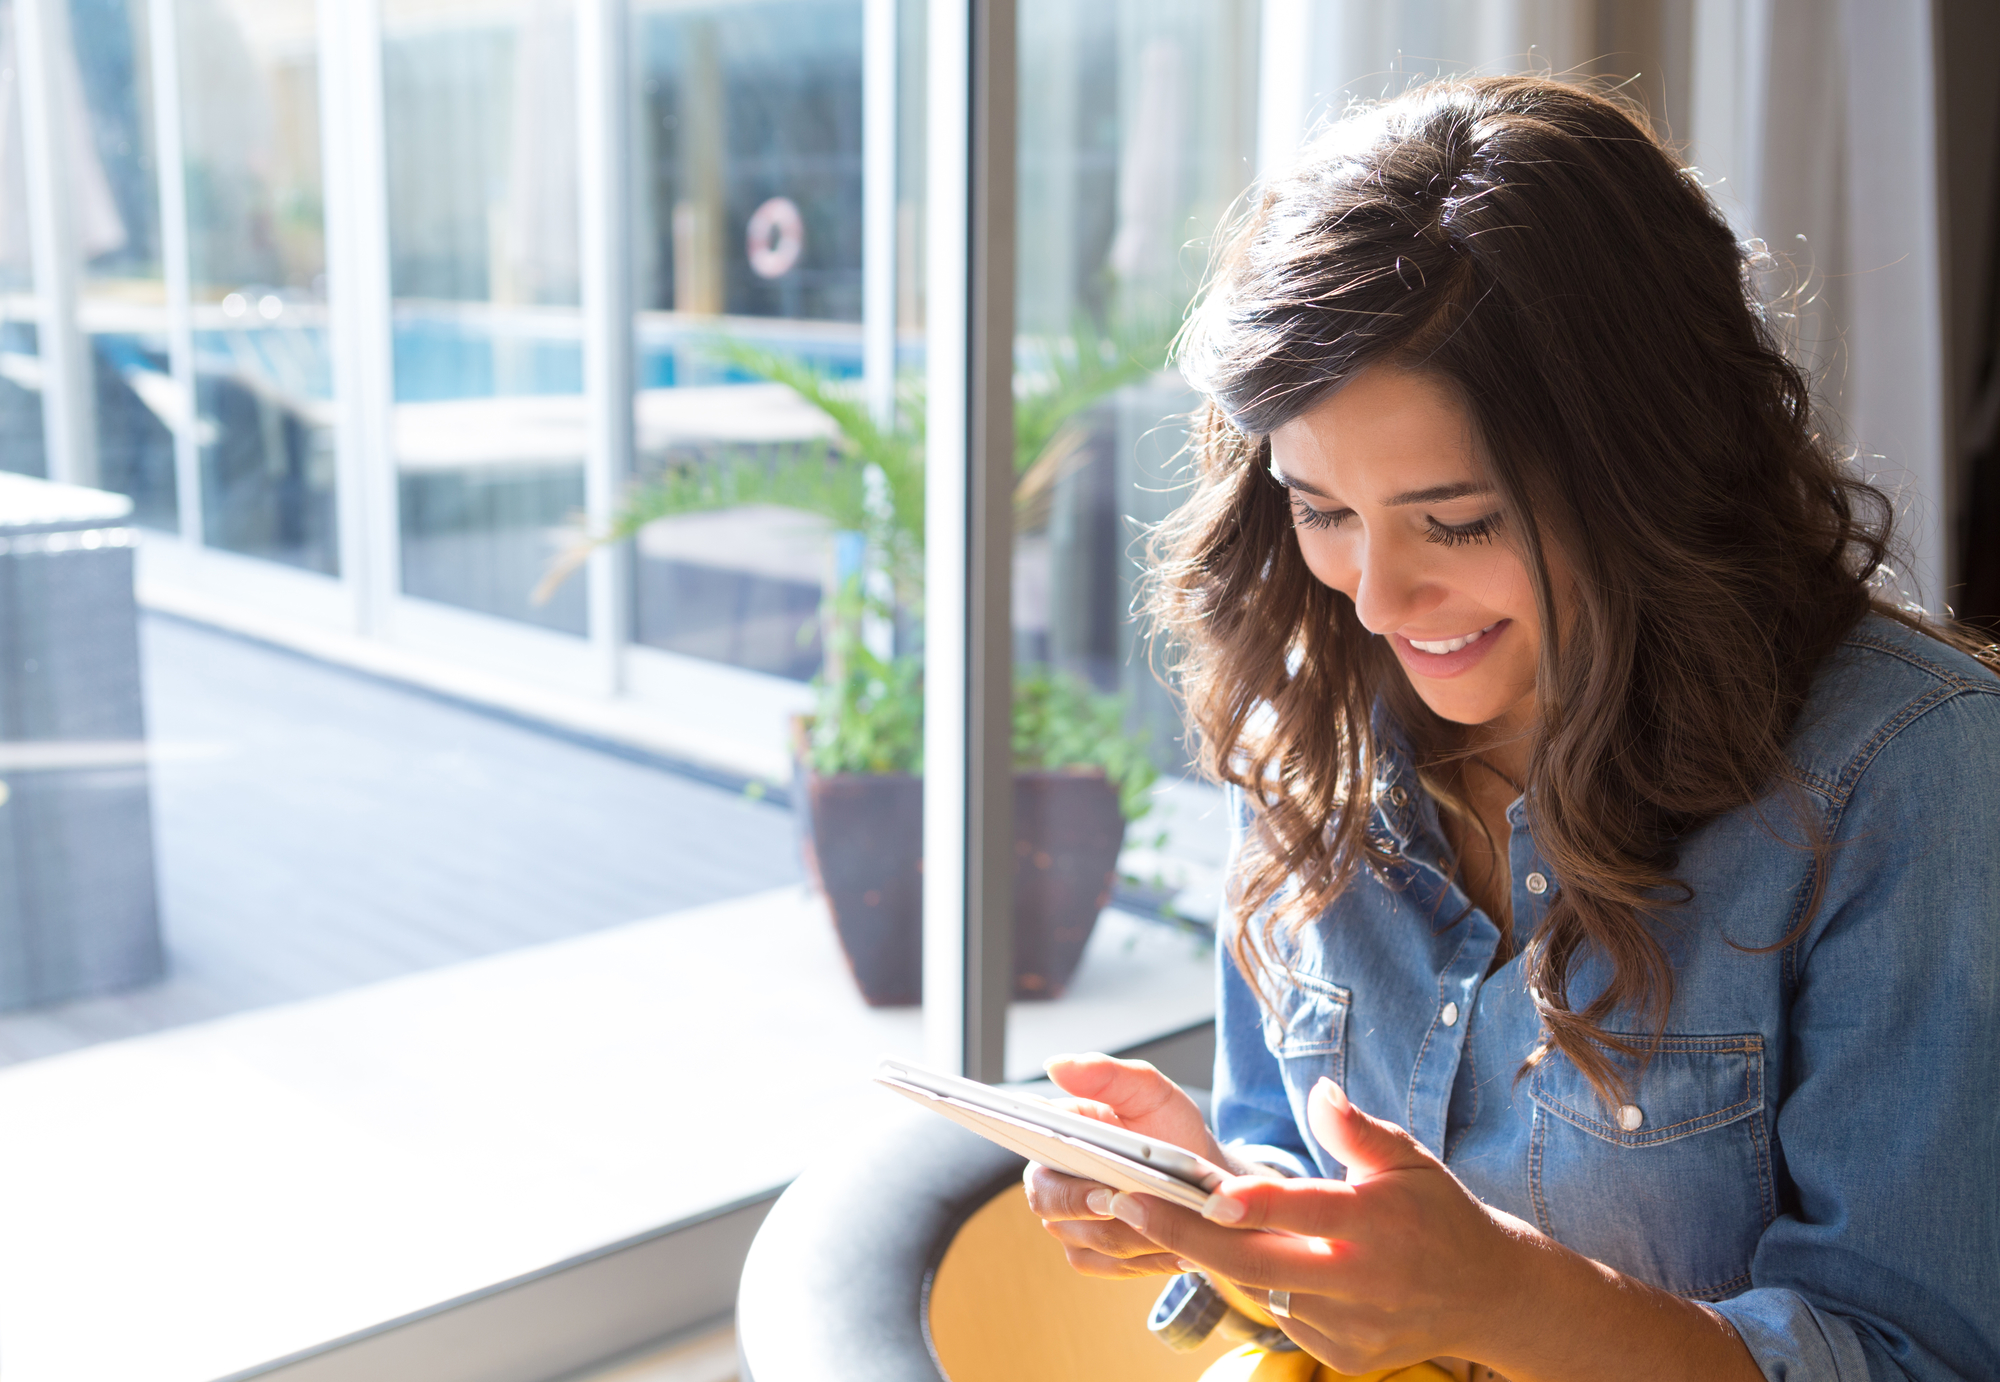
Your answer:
[1365,701,1528,869]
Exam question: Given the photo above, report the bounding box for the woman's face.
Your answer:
[1267,364,1544,734]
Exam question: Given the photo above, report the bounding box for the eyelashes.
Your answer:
[1287,495,1505,547]
[1425,512,1503,547]
[1289,496,1348,531]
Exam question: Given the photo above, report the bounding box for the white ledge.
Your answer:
[0,888,1212,1382]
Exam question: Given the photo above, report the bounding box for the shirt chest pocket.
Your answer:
[1528,1034,1773,1301]
[1260,971,1351,1089]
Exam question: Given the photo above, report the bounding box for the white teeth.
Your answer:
[1409,623,1495,655]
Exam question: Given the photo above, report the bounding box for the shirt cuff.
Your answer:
[1221,1140,1312,1180]
[1708,1287,1871,1381]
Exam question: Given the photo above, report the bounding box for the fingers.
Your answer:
[1043,1095,1124,1128]
[1051,1240,1186,1279]
[1306,1078,1438,1180]
[1024,1164,1176,1268]
[1104,1191,1343,1292]
[1257,1307,1389,1379]
[1043,1052,1182,1121]
[1022,1162,1114,1221]
[1040,1209,1172,1262]
[1201,1174,1364,1240]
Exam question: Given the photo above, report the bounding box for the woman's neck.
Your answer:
[1466,707,1534,793]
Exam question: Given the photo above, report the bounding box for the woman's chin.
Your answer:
[1409,678,1537,730]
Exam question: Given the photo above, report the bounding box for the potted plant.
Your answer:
[546,320,1171,1004]
[794,623,1159,1004]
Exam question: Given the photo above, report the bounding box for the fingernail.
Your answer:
[1107,1192,1146,1230]
[1085,1188,1114,1217]
[1313,1076,1351,1111]
[1177,1259,1202,1273]
[1043,1053,1078,1070]
[1201,1191,1246,1224]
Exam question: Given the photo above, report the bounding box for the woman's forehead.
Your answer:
[1266,365,1484,498]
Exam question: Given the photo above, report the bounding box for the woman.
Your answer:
[1025,77,2000,1381]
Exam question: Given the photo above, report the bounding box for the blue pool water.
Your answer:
[389,313,870,402]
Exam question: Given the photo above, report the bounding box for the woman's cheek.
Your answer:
[1463,549,1533,614]
[1296,534,1357,598]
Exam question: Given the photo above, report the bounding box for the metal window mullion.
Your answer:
[146,0,201,548]
[14,0,96,488]
[923,0,1014,1083]
[863,0,899,426]
[578,0,632,694]
[321,0,397,633]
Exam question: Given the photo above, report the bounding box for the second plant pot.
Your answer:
[794,762,1127,1007]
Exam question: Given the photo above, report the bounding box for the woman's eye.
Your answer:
[1290,497,1349,531]
[1425,511,1504,547]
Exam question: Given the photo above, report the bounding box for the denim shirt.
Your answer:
[1212,615,2000,1381]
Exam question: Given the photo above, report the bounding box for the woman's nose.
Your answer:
[1348,536,1433,635]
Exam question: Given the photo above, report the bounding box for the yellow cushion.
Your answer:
[926,1184,1463,1382]
[1200,1343,1460,1382]
[928,1188,1236,1381]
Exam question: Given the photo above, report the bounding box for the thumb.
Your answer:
[1307,1077,1435,1182]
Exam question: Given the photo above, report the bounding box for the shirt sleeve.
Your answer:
[1708,689,2000,1381]
[1210,785,1319,1180]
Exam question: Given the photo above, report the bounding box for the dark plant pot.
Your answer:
[794,736,1125,1007]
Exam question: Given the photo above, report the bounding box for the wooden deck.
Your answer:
[0,615,803,1065]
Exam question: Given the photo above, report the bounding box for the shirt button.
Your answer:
[1524,871,1549,895]
[1440,1001,1459,1027]
[1617,1104,1644,1132]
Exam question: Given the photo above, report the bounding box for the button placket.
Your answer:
[1411,923,1490,1155]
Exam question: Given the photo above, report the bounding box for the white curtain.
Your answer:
[1690,0,1948,609]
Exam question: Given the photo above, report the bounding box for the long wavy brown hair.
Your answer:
[1150,76,1998,1101]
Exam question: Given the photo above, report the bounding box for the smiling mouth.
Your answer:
[1405,623,1498,655]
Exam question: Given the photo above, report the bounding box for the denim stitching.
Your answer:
[1406,927,1472,1135]
[1786,680,1970,973]
[1277,974,1351,1058]
[1406,1010,1439,1136]
[1787,623,1998,811]
[1842,629,1998,690]
[1778,858,1815,992]
[1528,1036,1764,1144]
[1528,1103,1553,1236]
[1443,1005,1479,1163]
[1680,1271,1754,1302]
[1747,1077,1776,1229]
[1827,683,1955,806]
[1534,1096,1759,1145]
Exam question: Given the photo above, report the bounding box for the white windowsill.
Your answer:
[0,888,1213,1382]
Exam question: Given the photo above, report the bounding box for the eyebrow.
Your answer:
[1269,466,1495,507]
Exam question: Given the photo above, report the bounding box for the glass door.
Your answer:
[72,0,174,528]
[179,0,338,574]
[1001,0,1259,1057]
[382,0,586,636]
[626,0,867,683]
[0,0,46,477]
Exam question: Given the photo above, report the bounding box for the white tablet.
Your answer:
[874,1057,1227,1213]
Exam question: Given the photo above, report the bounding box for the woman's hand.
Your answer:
[1101,1078,1762,1381]
[1102,1076,1535,1372]
[1020,1053,1233,1279]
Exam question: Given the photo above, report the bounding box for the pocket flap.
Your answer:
[1260,971,1351,1058]
[1529,1033,1764,1147]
